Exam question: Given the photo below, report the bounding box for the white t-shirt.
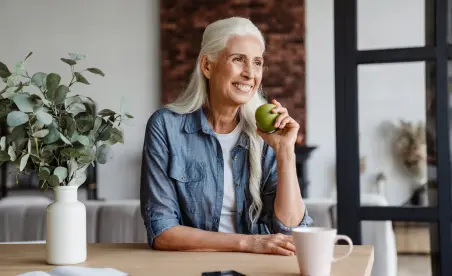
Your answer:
[215,120,243,233]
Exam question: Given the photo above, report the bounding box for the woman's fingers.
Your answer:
[279,116,292,129]
[274,246,295,256]
[274,113,289,128]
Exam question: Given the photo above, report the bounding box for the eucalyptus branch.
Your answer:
[0,53,129,191]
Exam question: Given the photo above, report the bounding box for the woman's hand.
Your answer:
[241,233,296,256]
[256,99,301,154]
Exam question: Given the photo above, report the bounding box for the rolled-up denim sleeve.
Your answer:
[140,112,180,248]
[260,145,313,235]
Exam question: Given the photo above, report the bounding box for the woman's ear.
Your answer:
[200,55,212,79]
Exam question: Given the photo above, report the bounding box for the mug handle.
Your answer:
[332,235,354,263]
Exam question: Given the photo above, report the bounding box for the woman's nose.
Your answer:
[241,62,254,78]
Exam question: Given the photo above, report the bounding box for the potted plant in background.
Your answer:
[0,52,132,265]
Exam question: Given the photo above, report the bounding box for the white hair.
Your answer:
[165,17,267,224]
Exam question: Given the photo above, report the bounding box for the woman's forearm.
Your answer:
[154,225,249,252]
[274,146,306,227]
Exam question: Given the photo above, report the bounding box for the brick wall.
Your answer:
[160,0,306,140]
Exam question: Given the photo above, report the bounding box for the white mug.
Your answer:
[292,227,353,276]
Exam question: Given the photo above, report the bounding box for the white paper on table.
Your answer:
[17,266,128,276]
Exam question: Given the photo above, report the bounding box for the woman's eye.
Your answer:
[255,61,263,66]
[233,57,244,62]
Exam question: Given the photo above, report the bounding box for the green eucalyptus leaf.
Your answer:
[49,175,59,187]
[39,170,50,181]
[59,132,72,145]
[43,125,59,144]
[8,145,16,161]
[69,161,78,178]
[46,73,61,93]
[61,116,76,137]
[7,111,29,127]
[20,153,29,171]
[41,144,59,153]
[53,85,69,104]
[13,61,26,75]
[0,151,11,161]
[61,58,76,66]
[66,102,86,115]
[86,68,105,77]
[40,167,50,175]
[98,109,115,117]
[68,157,78,179]
[109,128,124,144]
[0,62,11,78]
[125,113,134,118]
[61,148,81,158]
[31,72,48,89]
[0,136,5,151]
[74,72,89,85]
[75,134,90,146]
[40,149,52,162]
[76,145,95,164]
[11,125,26,143]
[2,87,17,99]
[68,53,86,61]
[93,117,102,133]
[32,129,49,138]
[6,75,21,87]
[64,96,82,109]
[32,119,45,130]
[78,95,95,104]
[76,118,94,133]
[84,102,95,116]
[68,165,88,186]
[13,94,34,113]
[96,144,113,164]
[99,125,112,141]
[35,109,53,126]
[53,166,68,182]
[30,154,40,164]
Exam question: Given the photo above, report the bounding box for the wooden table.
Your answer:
[0,243,374,276]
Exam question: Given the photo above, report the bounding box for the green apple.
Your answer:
[255,103,280,133]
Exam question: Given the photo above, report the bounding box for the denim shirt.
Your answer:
[140,107,313,247]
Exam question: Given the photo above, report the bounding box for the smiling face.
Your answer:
[201,35,265,108]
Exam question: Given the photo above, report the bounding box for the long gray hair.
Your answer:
[165,17,267,224]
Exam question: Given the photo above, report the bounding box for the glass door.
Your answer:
[334,1,452,275]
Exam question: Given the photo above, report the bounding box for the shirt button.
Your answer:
[236,183,240,188]
[145,204,150,211]
[238,211,242,216]
[233,155,238,160]
[181,176,185,180]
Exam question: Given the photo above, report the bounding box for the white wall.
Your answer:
[0,0,161,199]
[306,0,426,205]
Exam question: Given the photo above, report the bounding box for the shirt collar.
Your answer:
[183,108,250,149]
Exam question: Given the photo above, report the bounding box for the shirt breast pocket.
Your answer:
[168,157,205,209]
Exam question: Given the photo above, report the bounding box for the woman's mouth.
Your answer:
[232,82,253,92]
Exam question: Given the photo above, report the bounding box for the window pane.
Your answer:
[358,0,425,50]
[355,62,436,207]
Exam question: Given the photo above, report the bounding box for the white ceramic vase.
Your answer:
[46,186,87,265]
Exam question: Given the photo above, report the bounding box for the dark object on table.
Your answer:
[202,270,246,276]
[295,145,317,198]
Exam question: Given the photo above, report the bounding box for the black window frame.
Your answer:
[334,1,452,275]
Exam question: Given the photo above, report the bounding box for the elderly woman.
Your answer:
[140,17,312,256]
